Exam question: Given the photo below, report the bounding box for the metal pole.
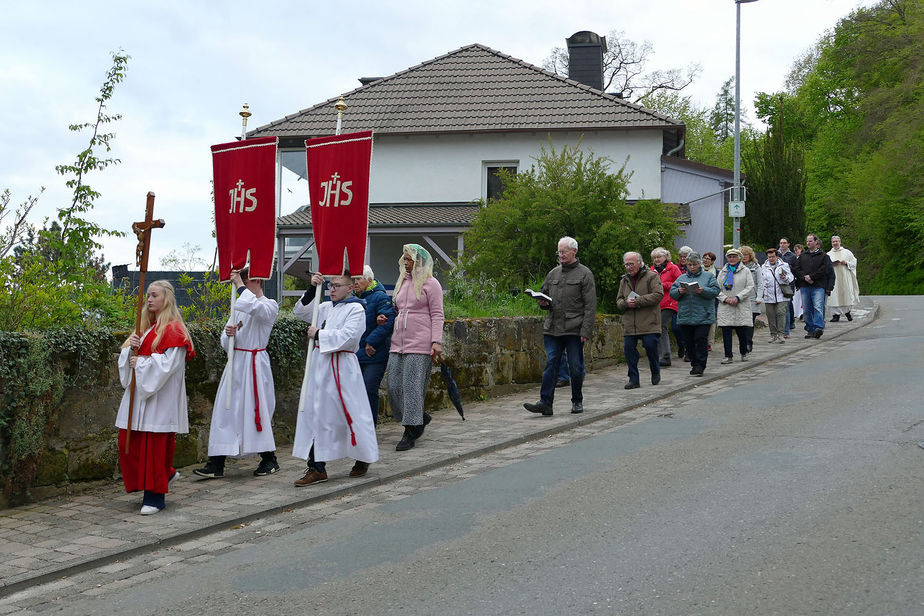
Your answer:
[733,1,742,249]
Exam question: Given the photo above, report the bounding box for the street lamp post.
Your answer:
[733,0,758,249]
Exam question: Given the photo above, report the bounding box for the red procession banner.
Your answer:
[306,130,373,276]
[211,136,278,281]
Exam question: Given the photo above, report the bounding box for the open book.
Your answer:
[524,288,552,303]
[678,281,700,290]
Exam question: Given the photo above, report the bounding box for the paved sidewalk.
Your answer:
[0,300,877,596]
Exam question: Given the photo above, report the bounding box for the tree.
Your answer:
[741,109,807,248]
[710,77,737,142]
[543,30,701,102]
[0,52,133,331]
[776,0,924,292]
[461,141,679,312]
[639,91,736,169]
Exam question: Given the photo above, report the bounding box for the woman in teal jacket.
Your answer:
[670,252,720,377]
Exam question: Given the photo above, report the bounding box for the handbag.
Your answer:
[779,282,794,298]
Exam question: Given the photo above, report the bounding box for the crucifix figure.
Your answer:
[125,192,165,453]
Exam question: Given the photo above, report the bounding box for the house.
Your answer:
[248,31,728,299]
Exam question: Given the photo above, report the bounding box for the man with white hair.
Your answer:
[616,251,664,389]
[524,236,596,416]
[827,235,859,322]
[353,265,395,424]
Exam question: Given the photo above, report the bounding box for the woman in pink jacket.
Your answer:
[387,244,444,451]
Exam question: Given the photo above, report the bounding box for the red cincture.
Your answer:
[235,347,266,432]
[330,351,357,446]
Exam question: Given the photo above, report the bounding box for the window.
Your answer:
[484,162,518,201]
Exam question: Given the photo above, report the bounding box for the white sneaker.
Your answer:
[140,505,162,516]
[740,354,749,362]
[721,357,733,365]
[169,470,180,483]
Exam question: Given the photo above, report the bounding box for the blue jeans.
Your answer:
[539,335,585,406]
[545,335,576,381]
[801,286,826,333]
[360,361,387,425]
[624,333,660,384]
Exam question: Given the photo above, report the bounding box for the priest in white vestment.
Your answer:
[194,269,280,480]
[292,273,379,486]
[827,235,860,321]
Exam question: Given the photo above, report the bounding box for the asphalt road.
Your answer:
[17,296,924,615]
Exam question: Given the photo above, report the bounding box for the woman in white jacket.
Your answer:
[716,249,755,364]
[759,249,795,343]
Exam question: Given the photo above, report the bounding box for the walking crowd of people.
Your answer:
[114,235,859,515]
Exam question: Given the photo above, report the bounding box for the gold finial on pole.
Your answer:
[335,96,347,135]
[239,103,252,140]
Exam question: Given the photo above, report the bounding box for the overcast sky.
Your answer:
[1,0,872,270]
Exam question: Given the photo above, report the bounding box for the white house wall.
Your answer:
[282,130,664,206]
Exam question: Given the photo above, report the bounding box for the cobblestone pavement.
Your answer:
[0,302,877,609]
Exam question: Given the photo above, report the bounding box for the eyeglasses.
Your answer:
[328,283,350,289]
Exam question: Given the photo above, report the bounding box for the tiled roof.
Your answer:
[278,203,480,229]
[249,44,681,143]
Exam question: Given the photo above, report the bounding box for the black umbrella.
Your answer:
[440,362,465,420]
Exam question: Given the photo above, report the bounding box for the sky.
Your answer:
[1,0,873,271]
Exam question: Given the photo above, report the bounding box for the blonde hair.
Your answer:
[739,245,756,263]
[394,244,434,300]
[123,280,193,353]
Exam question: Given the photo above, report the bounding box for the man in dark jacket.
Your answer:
[616,251,664,388]
[524,236,596,417]
[353,266,395,424]
[792,233,832,339]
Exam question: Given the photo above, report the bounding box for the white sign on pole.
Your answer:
[728,200,746,217]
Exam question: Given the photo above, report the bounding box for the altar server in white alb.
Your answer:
[116,280,195,515]
[827,235,860,322]
[194,268,280,480]
[292,272,379,486]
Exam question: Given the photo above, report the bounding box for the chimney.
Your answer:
[566,31,607,91]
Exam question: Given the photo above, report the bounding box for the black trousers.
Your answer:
[721,326,750,358]
[680,323,711,373]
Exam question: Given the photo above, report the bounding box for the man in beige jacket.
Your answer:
[616,251,664,389]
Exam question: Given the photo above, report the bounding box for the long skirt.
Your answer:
[118,430,176,494]
[387,352,431,427]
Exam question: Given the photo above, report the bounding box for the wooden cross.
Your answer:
[125,192,165,453]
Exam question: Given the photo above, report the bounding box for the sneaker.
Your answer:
[721,357,733,365]
[294,470,328,487]
[813,329,824,339]
[740,354,749,362]
[169,470,181,483]
[624,381,640,390]
[805,333,814,339]
[193,461,224,479]
[571,402,583,414]
[555,378,570,388]
[768,336,777,344]
[524,401,553,416]
[253,457,280,477]
[349,461,370,478]
[140,505,163,515]
[777,338,785,344]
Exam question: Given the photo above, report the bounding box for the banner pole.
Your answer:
[297,276,327,414]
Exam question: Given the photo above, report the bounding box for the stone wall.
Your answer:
[17,315,624,506]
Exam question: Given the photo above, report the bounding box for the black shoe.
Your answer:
[677,349,685,358]
[692,371,704,377]
[830,314,840,322]
[805,333,814,339]
[651,373,661,385]
[524,401,553,416]
[571,402,583,414]
[683,355,691,363]
[813,329,824,338]
[624,381,640,390]
[846,312,853,321]
[423,412,432,427]
[555,378,570,388]
[660,359,672,367]
[396,428,415,451]
[194,461,224,479]
[253,456,279,477]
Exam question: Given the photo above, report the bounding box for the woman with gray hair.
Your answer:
[650,247,682,367]
[670,252,720,376]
